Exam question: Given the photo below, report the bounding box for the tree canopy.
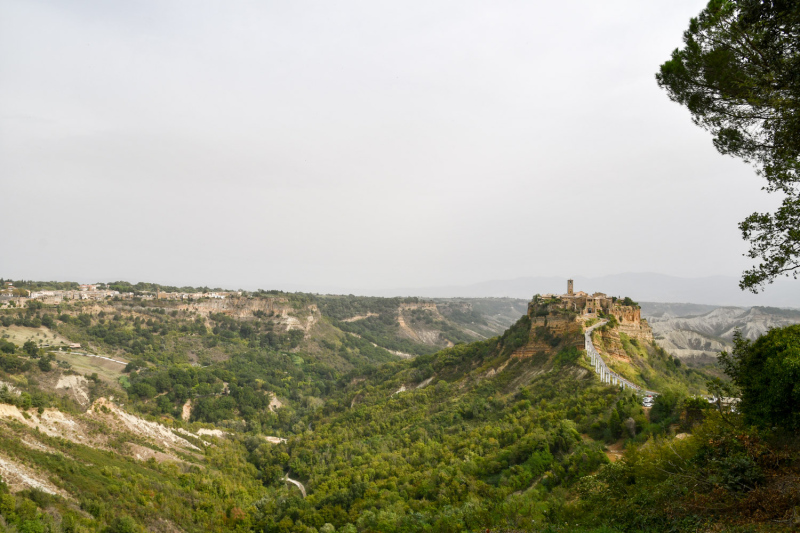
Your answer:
[718,325,800,430]
[657,0,800,291]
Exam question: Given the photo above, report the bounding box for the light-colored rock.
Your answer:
[181,399,192,421]
[55,374,90,407]
[0,454,69,497]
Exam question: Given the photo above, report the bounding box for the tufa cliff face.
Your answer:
[178,297,293,318]
[592,306,655,364]
[610,305,654,344]
[511,306,582,358]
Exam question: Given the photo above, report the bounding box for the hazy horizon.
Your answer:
[5,271,799,309]
[1,0,789,297]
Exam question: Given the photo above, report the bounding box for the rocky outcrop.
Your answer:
[593,328,630,362]
[611,305,654,344]
[178,297,292,318]
[512,314,582,358]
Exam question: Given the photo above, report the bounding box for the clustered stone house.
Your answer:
[538,279,616,316]
[3,282,241,307]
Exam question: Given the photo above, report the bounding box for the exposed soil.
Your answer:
[89,398,200,453]
[268,393,283,412]
[396,312,421,342]
[0,453,70,497]
[181,399,192,421]
[0,325,71,347]
[0,398,208,466]
[55,374,90,408]
[341,313,378,322]
[605,439,626,462]
[196,428,229,438]
[125,443,184,463]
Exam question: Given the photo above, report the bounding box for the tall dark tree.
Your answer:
[657,0,800,291]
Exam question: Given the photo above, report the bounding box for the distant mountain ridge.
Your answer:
[644,305,800,364]
[368,273,800,308]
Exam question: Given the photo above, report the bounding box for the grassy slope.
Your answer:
[0,420,264,532]
[592,323,710,395]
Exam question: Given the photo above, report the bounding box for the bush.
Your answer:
[0,339,16,354]
[104,516,140,533]
[22,341,39,357]
[719,325,800,430]
[37,358,52,372]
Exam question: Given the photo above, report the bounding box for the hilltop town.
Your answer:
[0,281,240,307]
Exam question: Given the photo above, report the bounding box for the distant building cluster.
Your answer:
[538,279,618,317]
[28,289,124,303]
[154,290,241,301]
[0,282,28,301]
[0,280,242,306]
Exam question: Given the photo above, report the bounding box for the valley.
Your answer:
[0,280,797,531]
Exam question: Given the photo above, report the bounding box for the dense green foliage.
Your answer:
[315,296,423,322]
[0,279,80,291]
[571,411,800,531]
[719,325,800,430]
[331,314,437,357]
[244,321,625,532]
[0,426,265,531]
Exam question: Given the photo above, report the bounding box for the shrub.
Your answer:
[719,325,800,430]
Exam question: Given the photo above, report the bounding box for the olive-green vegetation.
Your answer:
[0,423,265,532]
[318,295,477,356]
[331,314,437,357]
[433,298,531,338]
[0,279,80,291]
[562,324,800,532]
[2,281,798,532]
[570,411,800,531]
[315,296,422,322]
[718,324,800,430]
[243,317,626,532]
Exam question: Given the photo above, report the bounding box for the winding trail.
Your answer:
[285,475,306,498]
[65,351,127,365]
[584,321,658,396]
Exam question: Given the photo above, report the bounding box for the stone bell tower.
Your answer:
[567,279,574,296]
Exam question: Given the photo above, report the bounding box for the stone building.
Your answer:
[533,280,639,320]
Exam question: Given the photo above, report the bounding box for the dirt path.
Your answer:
[345,332,414,359]
[67,351,127,365]
[605,439,626,462]
[285,475,306,497]
[341,313,378,322]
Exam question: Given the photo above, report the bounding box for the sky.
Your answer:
[0,0,788,297]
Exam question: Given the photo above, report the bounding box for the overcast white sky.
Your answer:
[0,0,784,293]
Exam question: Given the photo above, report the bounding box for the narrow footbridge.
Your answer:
[584,320,658,396]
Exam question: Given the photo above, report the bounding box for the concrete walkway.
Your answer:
[585,320,658,396]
